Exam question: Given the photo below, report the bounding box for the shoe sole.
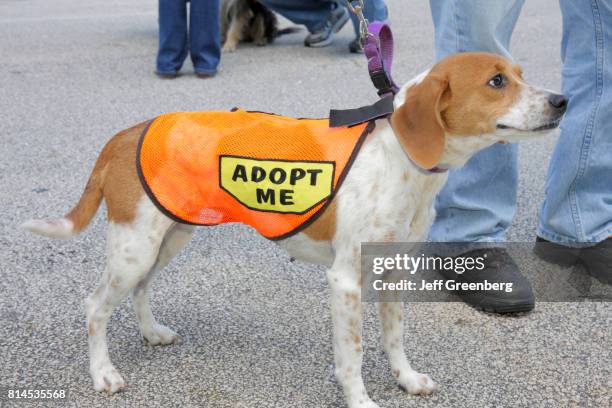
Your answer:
[305,10,350,48]
[306,36,335,48]
[460,293,535,314]
[472,302,535,314]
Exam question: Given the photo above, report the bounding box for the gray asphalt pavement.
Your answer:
[1,0,610,407]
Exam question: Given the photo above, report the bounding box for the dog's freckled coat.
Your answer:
[22,53,566,408]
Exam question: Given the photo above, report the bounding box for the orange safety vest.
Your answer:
[137,109,372,239]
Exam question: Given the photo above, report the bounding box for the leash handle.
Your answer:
[364,22,399,97]
[347,1,398,97]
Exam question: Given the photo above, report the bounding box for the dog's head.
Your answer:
[391,52,567,170]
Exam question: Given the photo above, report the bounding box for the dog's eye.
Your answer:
[488,74,506,89]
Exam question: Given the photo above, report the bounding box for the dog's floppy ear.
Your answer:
[391,74,449,169]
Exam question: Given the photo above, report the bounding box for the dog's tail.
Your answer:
[276,26,301,37]
[22,151,107,240]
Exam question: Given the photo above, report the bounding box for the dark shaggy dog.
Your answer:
[221,0,300,52]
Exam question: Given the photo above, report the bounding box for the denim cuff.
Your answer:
[426,239,506,257]
[155,68,178,75]
[537,226,612,248]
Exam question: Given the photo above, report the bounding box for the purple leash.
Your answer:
[328,14,399,128]
[364,24,447,173]
[346,0,398,97]
[363,22,400,97]
[343,2,447,173]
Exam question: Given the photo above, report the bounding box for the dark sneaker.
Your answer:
[304,5,349,48]
[535,237,612,284]
[436,248,535,313]
[349,37,363,53]
[155,71,178,79]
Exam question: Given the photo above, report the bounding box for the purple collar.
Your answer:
[428,166,448,174]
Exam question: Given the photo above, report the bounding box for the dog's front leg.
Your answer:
[377,302,436,395]
[327,259,380,408]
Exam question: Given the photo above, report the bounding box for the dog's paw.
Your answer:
[397,371,437,396]
[92,365,125,394]
[142,324,180,346]
[359,401,381,408]
[222,43,237,53]
[348,397,381,408]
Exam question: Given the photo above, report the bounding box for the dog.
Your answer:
[221,0,299,52]
[22,53,566,408]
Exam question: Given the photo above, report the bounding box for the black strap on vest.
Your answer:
[329,95,395,128]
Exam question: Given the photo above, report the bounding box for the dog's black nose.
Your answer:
[548,93,568,111]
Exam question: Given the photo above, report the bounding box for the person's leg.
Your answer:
[156,0,189,75]
[189,0,221,76]
[428,0,524,242]
[259,0,336,32]
[427,1,535,313]
[539,0,612,246]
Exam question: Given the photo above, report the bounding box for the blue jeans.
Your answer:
[428,0,612,247]
[157,0,221,75]
[259,0,387,34]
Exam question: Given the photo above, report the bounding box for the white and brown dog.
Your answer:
[23,53,566,408]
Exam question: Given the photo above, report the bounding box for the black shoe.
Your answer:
[304,4,349,48]
[349,37,363,54]
[533,236,580,267]
[535,237,612,284]
[436,248,535,313]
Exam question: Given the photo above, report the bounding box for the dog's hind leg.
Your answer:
[377,301,437,395]
[250,13,268,46]
[85,198,174,394]
[132,223,194,346]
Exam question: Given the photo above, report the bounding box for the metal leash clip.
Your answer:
[347,0,371,45]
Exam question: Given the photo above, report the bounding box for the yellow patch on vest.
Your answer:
[219,156,335,214]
